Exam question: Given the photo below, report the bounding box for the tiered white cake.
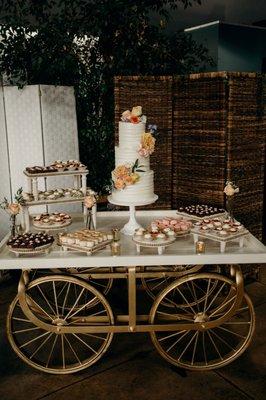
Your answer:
[111,119,156,204]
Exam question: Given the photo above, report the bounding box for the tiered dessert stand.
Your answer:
[21,169,93,231]
[108,195,158,235]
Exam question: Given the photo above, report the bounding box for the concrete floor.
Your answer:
[0,275,265,400]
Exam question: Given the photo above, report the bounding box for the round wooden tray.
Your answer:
[8,242,53,256]
[33,219,72,230]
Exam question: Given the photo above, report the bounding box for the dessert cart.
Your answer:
[0,210,265,375]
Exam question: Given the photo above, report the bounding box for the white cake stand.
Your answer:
[108,195,158,235]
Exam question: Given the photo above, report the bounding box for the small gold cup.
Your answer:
[112,228,120,242]
[196,241,205,254]
[111,240,121,256]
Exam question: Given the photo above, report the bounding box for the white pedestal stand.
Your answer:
[108,195,158,236]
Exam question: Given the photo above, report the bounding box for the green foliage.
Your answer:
[0,0,212,193]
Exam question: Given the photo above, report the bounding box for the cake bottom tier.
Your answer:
[111,171,155,203]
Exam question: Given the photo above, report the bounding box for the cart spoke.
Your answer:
[62,282,71,315]
[175,287,196,315]
[166,330,190,353]
[202,331,207,365]
[207,330,223,361]
[46,334,58,367]
[209,294,237,318]
[52,281,59,317]
[30,332,53,359]
[26,295,54,321]
[37,285,56,316]
[64,335,82,365]
[89,280,106,289]
[158,330,186,342]
[178,331,198,361]
[19,331,50,349]
[216,326,246,339]
[72,333,98,354]
[205,282,226,313]
[210,329,235,351]
[57,282,68,300]
[157,310,194,322]
[61,334,66,369]
[82,333,108,341]
[64,288,85,320]
[163,296,195,317]
[203,278,211,313]
[191,331,199,365]
[12,316,35,323]
[13,326,41,334]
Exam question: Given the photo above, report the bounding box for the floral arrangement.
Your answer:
[224,181,239,221]
[0,188,25,236]
[224,181,239,197]
[121,106,146,124]
[84,189,98,209]
[138,131,156,157]
[113,159,144,190]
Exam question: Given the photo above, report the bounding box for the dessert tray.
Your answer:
[191,218,249,253]
[24,160,87,176]
[7,233,54,257]
[33,213,72,230]
[176,204,226,221]
[151,217,192,236]
[23,188,84,203]
[59,229,113,256]
[133,234,176,255]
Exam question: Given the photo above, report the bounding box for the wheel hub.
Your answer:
[52,318,67,326]
[194,312,209,323]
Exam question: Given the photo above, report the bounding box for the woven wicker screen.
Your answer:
[114,73,266,241]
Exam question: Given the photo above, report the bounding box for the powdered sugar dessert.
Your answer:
[111,106,157,204]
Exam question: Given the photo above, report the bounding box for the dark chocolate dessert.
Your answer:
[7,232,54,250]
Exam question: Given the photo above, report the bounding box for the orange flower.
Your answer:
[84,195,96,208]
[8,203,20,215]
[130,115,140,124]
[124,175,134,186]
[115,178,125,190]
[113,165,130,179]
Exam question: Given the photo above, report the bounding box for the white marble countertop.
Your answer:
[0,210,265,270]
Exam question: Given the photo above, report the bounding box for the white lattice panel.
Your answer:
[0,84,82,228]
[4,86,46,215]
[40,85,81,213]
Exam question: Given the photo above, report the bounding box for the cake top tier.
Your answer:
[121,106,146,124]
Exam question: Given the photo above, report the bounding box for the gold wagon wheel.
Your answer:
[30,267,113,308]
[149,273,255,370]
[141,265,220,308]
[7,275,114,374]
